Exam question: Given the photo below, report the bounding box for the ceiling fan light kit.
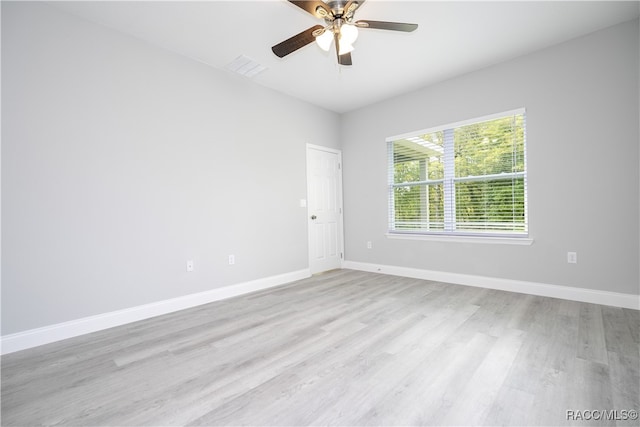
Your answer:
[272,0,418,66]
[315,29,333,51]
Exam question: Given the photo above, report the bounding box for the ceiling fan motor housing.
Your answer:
[325,1,359,22]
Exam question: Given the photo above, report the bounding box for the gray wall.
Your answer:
[1,2,340,335]
[342,18,639,296]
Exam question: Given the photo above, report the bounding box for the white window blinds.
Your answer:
[388,109,527,237]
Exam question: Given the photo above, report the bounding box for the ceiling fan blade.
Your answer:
[333,32,353,66]
[342,0,365,20]
[289,1,332,19]
[272,25,324,58]
[338,52,353,66]
[355,20,418,32]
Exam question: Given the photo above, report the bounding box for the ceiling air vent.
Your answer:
[224,55,267,78]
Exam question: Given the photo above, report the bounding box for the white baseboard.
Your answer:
[343,260,640,310]
[1,269,311,355]
[4,264,637,355]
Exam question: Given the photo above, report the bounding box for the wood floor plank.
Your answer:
[622,308,640,344]
[607,350,640,426]
[529,366,573,426]
[602,306,640,359]
[484,385,536,426]
[318,308,485,426]
[567,358,616,427]
[439,328,525,426]
[577,303,609,365]
[1,269,638,426]
[355,332,496,426]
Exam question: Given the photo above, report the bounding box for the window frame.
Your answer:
[387,108,530,243]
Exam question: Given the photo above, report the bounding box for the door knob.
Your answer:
[310,215,317,220]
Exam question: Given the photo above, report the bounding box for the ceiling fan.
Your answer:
[272,0,418,66]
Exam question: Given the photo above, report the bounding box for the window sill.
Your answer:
[386,233,534,245]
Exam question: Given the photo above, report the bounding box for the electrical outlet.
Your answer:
[186,260,194,272]
[228,254,235,265]
[367,241,372,249]
[567,252,577,264]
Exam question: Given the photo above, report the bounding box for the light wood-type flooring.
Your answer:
[2,269,639,426]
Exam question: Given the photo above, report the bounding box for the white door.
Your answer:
[307,145,344,274]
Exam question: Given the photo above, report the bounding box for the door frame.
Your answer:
[306,144,345,274]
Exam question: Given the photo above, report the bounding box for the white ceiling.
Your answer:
[49,0,639,113]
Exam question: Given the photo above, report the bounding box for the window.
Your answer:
[388,109,527,238]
